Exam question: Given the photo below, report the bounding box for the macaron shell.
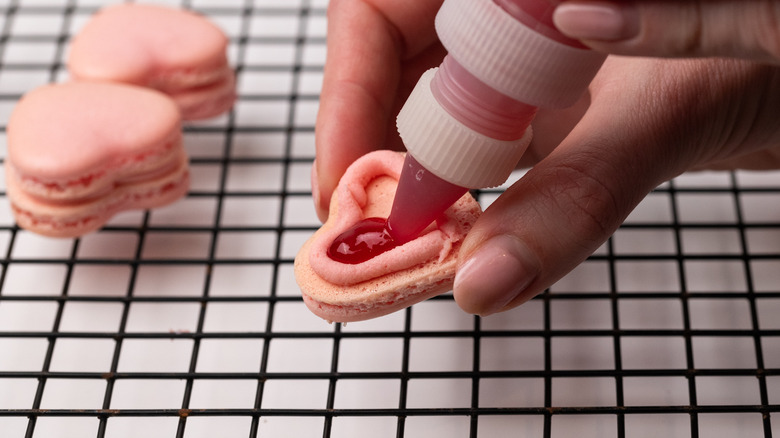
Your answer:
[294,150,482,323]
[67,3,229,89]
[7,82,181,186]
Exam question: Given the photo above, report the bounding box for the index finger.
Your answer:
[313,0,442,221]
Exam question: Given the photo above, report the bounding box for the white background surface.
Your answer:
[0,0,778,437]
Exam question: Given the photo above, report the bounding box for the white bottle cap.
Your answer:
[435,0,606,108]
[397,68,532,189]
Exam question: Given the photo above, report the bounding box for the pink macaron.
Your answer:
[294,151,482,323]
[67,3,236,120]
[5,81,189,238]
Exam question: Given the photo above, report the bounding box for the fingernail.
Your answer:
[454,235,539,316]
[553,1,639,42]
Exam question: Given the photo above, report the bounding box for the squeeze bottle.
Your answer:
[385,0,607,243]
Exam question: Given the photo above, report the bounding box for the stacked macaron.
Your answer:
[6,82,189,237]
[5,3,235,237]
[67,3,236,121]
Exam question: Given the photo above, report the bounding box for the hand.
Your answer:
[454,0,780,315]
[313,0,589,224]
[314,0,780,317]
[454,56,780,315]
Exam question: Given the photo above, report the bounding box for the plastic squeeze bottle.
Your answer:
[385,0,607,243]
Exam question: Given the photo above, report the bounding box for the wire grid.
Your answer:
[0,0,778,437]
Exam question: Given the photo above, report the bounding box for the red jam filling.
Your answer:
[327,217,401,265]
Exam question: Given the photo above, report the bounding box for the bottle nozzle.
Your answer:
[386,154,468,244]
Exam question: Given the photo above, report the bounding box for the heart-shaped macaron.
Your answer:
[5,81,189,238]
[295,150,482,322]
[67,3,235,120]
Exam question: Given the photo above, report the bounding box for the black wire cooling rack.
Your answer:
[0,1,778,437]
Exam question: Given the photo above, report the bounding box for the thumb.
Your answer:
[453,143,657,316]
[552,0,780,64]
